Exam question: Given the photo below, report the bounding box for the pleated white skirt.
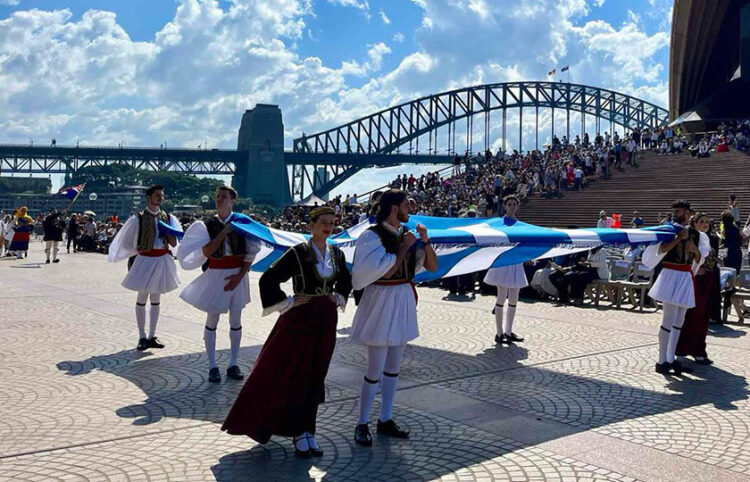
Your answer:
[648,268,695,308]
[483,264,529,288]
[121,255,180,294]
[179,268,251,314]
[351,284,418,346]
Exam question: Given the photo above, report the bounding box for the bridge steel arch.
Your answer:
[291,81,668,198]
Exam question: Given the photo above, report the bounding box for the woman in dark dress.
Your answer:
[722,210,742,274]
[222,206,352,458]
[677,213,720,364]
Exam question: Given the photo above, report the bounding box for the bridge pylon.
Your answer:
[234,104,291,206]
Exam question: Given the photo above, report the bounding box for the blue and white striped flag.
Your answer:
[229,216,678,282]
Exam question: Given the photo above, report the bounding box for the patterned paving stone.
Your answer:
[2,245,750,480]
[0,400,639,482]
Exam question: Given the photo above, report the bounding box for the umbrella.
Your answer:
[84,210,96,217]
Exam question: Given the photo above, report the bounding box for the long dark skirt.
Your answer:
[221,296,338,443]
[677,268,719,358]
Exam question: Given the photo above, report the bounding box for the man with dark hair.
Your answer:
[642,200,709,375]
[108,185,183,351]
[350,189,438,447]
[178,185,261,383]
[42,208,64,263]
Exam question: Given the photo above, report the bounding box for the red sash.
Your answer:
[208,255,245,270]
[138,249,170,257]
[374,279,418,304]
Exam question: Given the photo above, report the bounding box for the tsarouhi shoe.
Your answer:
[136,338,149,351]
[146,337,165,349]
[494,334,505,344]
[504,333,524,343]
[45,259,50,264]
[654,362,670,374]
[208,367,222,383]
[377,419,410,439]
[671,360,693,375]
[293,435,311,458]
[354,423,372,447]
[53,259,60,263]
[226,365,244,381]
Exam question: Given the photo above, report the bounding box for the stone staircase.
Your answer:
[520,150,750,228]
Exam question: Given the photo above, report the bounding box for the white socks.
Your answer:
[505,304,517,336]
[380,373,398,422]
[204,312,242,369]
[358,376,379,424]
[148,301,160,338]
[229,327,242,367]
[659,303,687,364]
[229,310,242,367]
[494,301,504,337]
[135,303,146,339]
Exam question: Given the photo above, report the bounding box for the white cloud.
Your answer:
[0,0,672,197]
[379,8,391,25]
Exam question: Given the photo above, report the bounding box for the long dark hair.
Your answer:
[375,189,408,223]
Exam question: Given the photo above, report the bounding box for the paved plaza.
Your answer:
[2,245,750,481]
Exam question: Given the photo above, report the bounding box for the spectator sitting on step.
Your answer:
[697,140,710,158]
[597,210,614,228]
[631,211,644,229]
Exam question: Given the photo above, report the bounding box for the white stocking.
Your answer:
[666,304,688,363]
[505,288,520,336]
[204,313,220,369]
[135,292,148,339]
[148,293,161,338]
[358,345,388,424]
[659,303,679,364]
[494,286,508,336]
[228,309,242,367]
[380,345,406,423]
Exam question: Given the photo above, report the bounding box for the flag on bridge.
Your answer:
[59,184,85,200]
[548,68,556,77]
[226,215,678,282]
[561,65,569,72]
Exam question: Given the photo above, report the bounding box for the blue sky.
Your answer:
[0,0,673,196]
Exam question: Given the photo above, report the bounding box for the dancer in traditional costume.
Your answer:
[177,186,260,383]
[643,200,709,375]
[108,185,181,351]
[350,189,438,446]
[222,206,352,458]
[484,195,527,344]
[8,207,34,259]
[42,208,65,264]
[676,213,720,365]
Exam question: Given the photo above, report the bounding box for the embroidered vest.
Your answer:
[369,223,417,283]
[661,224,701,266]
[288,242,340,296]
[204,215,247,259]
[136,210,170,252]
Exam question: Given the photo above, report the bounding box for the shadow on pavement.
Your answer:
[56,335,748,481]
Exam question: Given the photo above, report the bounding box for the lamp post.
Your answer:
[89,192,97,215]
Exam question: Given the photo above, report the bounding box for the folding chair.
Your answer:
[618,262,654,311]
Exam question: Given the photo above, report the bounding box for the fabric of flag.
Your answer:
[561,65,569,72]
[59,184,84,200]
[158,220,185,240]
[228,215,679,282]
[548,68,556,76]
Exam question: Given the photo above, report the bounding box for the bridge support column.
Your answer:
[234,104,291,206]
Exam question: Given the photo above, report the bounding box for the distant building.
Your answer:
[0,177,52,194]
[0,185,147,218]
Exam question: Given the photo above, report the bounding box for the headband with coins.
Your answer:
[310,206,335,221]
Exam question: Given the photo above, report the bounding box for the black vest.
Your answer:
[204,215,247,259]
[288,242,341,296]
[661,224,701,266]
[369,223,418,283]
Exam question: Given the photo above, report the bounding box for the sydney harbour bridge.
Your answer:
[0,81,668,205]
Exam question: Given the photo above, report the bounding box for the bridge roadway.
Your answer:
[1,244,749,480]
[0,143,452,175]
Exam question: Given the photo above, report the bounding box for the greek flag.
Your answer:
[229,215,678,282]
